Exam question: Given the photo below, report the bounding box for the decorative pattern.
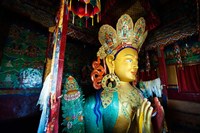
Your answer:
[97,14,147,59]
[165,41,200,65]
[117,14,134,43]
[100,73,120,108]
[61,76,85,133]
[68,0,101,26]
[173,44,183,68]
[18,68,42,89]
[145,16,197,50]
[91,14,148,90]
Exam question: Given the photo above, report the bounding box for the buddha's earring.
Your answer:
[101,73,120,92]
[101,73,120,108]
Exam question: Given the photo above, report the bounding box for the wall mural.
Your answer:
[0,24,47,95]
[165,40,200,65]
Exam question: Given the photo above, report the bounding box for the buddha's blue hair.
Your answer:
[94,89,103,127]
[114,46,138,59]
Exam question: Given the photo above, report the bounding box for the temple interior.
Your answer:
[0,0,200,133]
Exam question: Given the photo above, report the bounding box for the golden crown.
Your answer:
[97,14,148,59]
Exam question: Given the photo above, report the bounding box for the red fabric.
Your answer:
[177,64,200,92]
[158,48,168,96]
[177,67,188,92]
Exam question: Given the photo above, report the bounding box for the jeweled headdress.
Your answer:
[97,14,148,59]
[91,14,148,90]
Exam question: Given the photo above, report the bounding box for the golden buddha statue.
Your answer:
[61,14,165,133]
[83,14,165,133]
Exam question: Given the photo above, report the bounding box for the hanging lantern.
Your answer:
[84,0,90,3]
[93,5,100,16]
[76,1,85,18]
[90,0,101,18]
[67,0,101,27]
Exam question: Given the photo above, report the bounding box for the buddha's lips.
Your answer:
[64,90,80,101]
[131,72,137,75]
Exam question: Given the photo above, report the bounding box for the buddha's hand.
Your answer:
[137,98,153,133]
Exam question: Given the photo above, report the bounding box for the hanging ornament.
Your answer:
[85,3,93,17]
[96,0,101,22]
[76,1,85,18]
[146,52,151,75]
[93,5,100,16]
[85,17,89,28]
[68,0,72,11]
[174,44,183,68]
[72,13,75,24]
[91,16,94,26]
[94,5,100,23]
[67,0,101,27]
[84,0,90,14]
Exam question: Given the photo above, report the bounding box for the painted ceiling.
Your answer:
[0,0,198,50]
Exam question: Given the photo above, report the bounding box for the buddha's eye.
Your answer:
[126,59,133,63]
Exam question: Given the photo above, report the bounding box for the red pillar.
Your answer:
[157,46,168,96]
[54,7,68,133]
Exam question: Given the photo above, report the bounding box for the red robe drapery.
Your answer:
[177,64,200,92]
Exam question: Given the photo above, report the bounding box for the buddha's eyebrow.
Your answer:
[125,54,133,56]
[124,54,138,59]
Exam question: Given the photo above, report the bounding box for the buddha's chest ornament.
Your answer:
[118,87,142,120]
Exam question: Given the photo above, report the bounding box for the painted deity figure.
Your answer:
[62,14,165,133]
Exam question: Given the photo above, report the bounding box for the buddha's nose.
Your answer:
[133,65,138,69]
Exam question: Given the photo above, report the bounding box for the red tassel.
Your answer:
[85,4,87,14]
[92,16,94,26]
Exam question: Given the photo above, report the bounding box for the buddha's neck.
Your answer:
[119,81,134,91]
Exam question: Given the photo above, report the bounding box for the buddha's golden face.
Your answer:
[114,48,138,82]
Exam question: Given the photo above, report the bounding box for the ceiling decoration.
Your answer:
[145,16,198,50]
[144,0,198,50]
[66,0,160,45]
[1,0,199,50]
[68,0,101,27]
